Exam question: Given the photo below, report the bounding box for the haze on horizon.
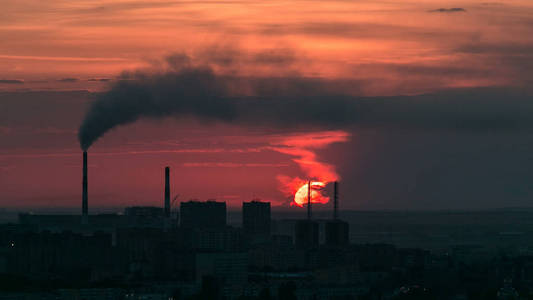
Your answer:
[1,0,532,210]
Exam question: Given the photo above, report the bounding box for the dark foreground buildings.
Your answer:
[243,200,271,243]
[4,171,533,299]
[180,200,226,229]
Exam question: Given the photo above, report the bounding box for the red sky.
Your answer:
[1,0,533,210]
[2,0,532,92]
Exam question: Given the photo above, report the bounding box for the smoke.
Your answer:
[78,57,361,150]
[79,52,533,150]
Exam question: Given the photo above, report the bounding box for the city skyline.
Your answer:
[2,1,533,298]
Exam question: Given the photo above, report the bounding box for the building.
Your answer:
[242,201,271,240]
[180,200,226,229]
[183,227,244,252]
[125,206,164,217]
[325,220,349,246]
[294,220,319,249]
[195,252,248,286]
[18,213,129,233]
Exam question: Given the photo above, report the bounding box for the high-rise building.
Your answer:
[295,220,319,249]
[242,201,271,238]
[180,200,226,229]
[325,220,349,246]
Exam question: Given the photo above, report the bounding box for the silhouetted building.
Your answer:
[125,206,164,217]
[325,220,349,246]
[18,213,129,233]
[182,227,244,252]
[7,230,113,277]
[295,220,319,249]
[124,206,171,228]
[180,200,226,229]
[195,252,248,286]
[242,201,271,238]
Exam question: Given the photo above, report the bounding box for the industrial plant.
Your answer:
[1,152,532,300]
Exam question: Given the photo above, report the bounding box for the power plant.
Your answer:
[23,155,349,251]
[77,155,171,225]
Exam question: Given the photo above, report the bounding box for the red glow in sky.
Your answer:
[271,131,349,206]
[1,0,532,210]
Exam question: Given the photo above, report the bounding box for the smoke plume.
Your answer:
[78,56,359,150]
[78,53,533,150]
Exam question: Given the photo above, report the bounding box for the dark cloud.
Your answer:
[429,8,467,13]
[480,2,504,6]
[456,42,533,55]
[189,46,297,68]
[73,1,180,14]
[328,129,533,210]
[58,78,79,82]
[258,22,470,41]
[454,41,533,85]
[252,48,296,65]
[0,79,24,84]
[78,53,533,150]
[88,78,112,82]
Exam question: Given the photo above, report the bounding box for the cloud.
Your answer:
[0,54,129,62]
[0,79,24,84]
[88,78,112,82]
[58,78,79,82]
[269,131,350,182]
[257,21,470,41]
[429,8,467,13]
[72,1,181,15]
[268,131,350,205]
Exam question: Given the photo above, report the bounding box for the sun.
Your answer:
[293,181,329,207]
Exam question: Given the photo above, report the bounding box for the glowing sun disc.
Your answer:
[293,181,329,207]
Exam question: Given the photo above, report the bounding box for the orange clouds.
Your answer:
[1,0,532,93]
[270,130,350,206]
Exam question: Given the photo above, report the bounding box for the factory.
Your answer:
[19,151,350,246]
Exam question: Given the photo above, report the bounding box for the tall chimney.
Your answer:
[333,181,338,220]
[82,151,88,224]
[307,180,312,220]
[164,166,170,217]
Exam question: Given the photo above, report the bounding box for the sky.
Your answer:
[1,0,532,210]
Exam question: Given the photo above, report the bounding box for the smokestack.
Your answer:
[82,151,88,224]
[307,180,312,220]
[333,181,338,220]
[164,166,170,218]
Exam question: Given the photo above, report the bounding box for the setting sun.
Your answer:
[293,181,329,207]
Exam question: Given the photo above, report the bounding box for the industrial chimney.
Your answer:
[307,180,312,220]
[333,181,338,220]
[82,151,88,224]
[164,166,170,217]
